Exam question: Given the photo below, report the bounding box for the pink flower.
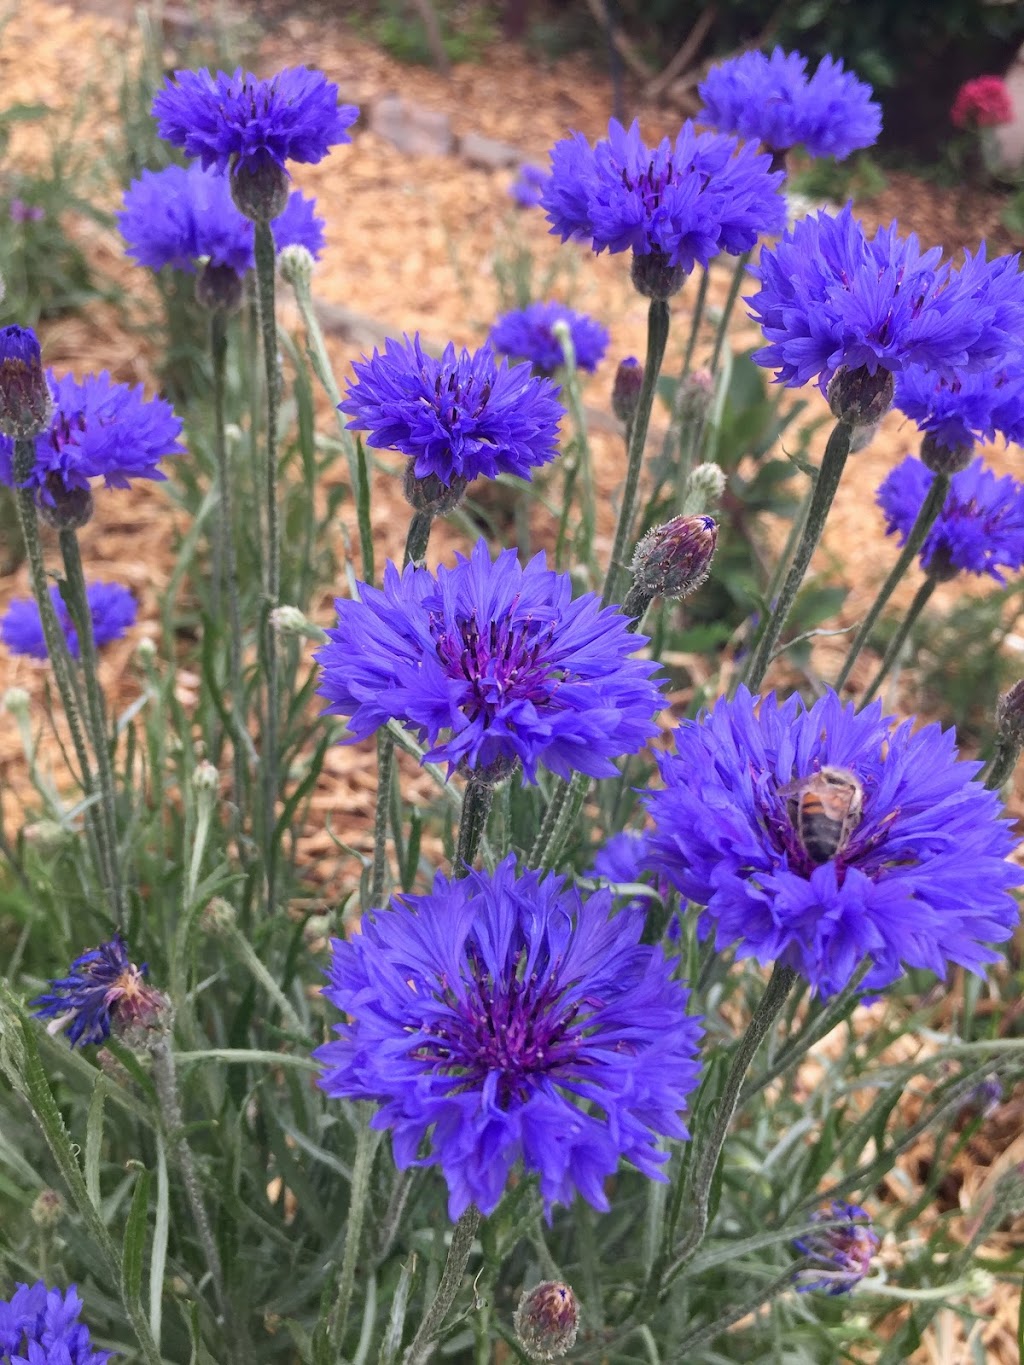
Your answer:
[951,76,1014,130]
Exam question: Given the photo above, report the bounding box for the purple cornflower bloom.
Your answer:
[895,361,1024,453]
[315,539,664,783]
[510,163,549,208]
[794,1201,879,1294]
[9,198,45,224]
[877,455,1024,582]
[643,686,1023,997]
[32,934,162,1047]
[489,301,609,376]
[0,1281,112,1363]
[747,205,1024,392]
[542,118,785,275]
[698,48,881,161]
[315,856,703,1219]
[2,581,136,661]
[339,334,563,484]
[0,371,184,503]
[118,164,325,274]
[151,66,358,175]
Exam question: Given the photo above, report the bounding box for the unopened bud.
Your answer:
[827,365,895,429]
[997,679,1024,747]
[230,161,289,223]
[402,461,469,515]
[192,760,219,795]
[23,819,75,855]
[677,368,713,423]
[632,514,718,600]
[303,912,332,946]
[513,1282,579,1361]
[630,249,685,301]
[135,636,157,664]
[31,1188,66,1228]
[278,244,315,291]
[550,318,575,372]
[195,261,245,314]
[202,896,237,937]
[920,433,974,476]
[38,475,93,531]
[963,1268,996,1298]
[2,685,30,716]
[0,325,52,437]
[683,462,727,512]
[270,605,328,642]
[611,357,643,425]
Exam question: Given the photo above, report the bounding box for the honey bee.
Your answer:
[783,766,865,865]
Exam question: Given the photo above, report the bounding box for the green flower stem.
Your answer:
[371,730,396,906]
[984,735,1022,791]
[555,331,597,579]
[322,1104,382,1359]
[680,267,709,381]
[58,528,126,925]
[742,418,854,691]
[529,769,590,871]
[253,220,282,913]
[404,511,434,568]
[708,249,752,377]
[602,299,671,607]
[662,964,798,1285]
[673,1262,803,1356]
[225,923,305,1036]
[209,308,248,807]
[455,777,494,877]
[401,1206,481,1365]
[834,472,949,692]
[860,575,937,706]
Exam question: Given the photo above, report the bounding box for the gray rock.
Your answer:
[369,95,453,157]
[458,131,521,170]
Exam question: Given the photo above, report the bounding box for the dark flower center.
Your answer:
[432,368,491,428]
[622,158,675,212]
[430,611,562,723]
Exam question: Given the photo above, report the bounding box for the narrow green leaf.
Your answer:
[149,1133,170,1350]
[377,1255,416,1365]
[84,1078,107,1210]
[122,1166,152,1303]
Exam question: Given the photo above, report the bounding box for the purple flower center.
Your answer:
[622,159,679,212]
[431,611,561,720]
[757,776,896,882]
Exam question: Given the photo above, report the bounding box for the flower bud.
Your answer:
[230,160,290,223]
[631,514,718,601]
[827,365,895,429]
[920,433,974,476]
[270,605,328,642]
[202,896,237,937]
[997,679,1024,748]
[38,474,93,531]
[794,1200,879,1294]
[192,760,220,795]
[135,636,158,665]
[278,244,315,291]
[962,1073,1002,1119]
[195,261,245,314]
[550,317,575,372]
[630,249,685,301]
[2,685,30,717]
[0,325,52,437]
[683,461,727,512]
[676,367,714,424]
[402,461,469,515]
[31,1188,66,1228]
[23,819,76,855]
[513,1281,579,1360]
[611,357,643,426]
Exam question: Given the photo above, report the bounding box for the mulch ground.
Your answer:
[2,6,1023,1359]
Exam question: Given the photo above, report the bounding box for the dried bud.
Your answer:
[683,462,727,512]
[827,365,894,429]
[230,160,289,223]
[402,461,469,515]
[2,685,30,717]
[202,896,237,937]
[920,433,974,476]
[31,1188,66,1228]
[611,357,643,426]
[192,760,220,795]
[278,244,315,291]
[631,514,718,601]
[195,261,245,314]
[513,1282,579,1361]
[630,249,685,301]
[38,474,93,531]
[0,325,52,437]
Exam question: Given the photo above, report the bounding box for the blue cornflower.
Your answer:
[118,164,326,274]
[877,455,1024,582]
[32,935,163,1047]
[510,163,549,208]
[643,686,1023,997]
[895,362,1024,454]
[315,539,664,782]
[2,581,137,660]
[0,371,184,502]
[151,66,358,175]
[748,205,1024,392]
[542,118,785,277]
[698,48,881,161]
[489,301,609,376]
[315,855,703,1219]
[794,1201,879,1294]
[0,1281,112,1363]
[339,334,563,485]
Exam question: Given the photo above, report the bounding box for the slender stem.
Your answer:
[253,221,281,913]
[673,1263,802,1357]
[404,511,434,568]
[742,419,854,691]
[531,769,590,871]
[860,576,937,706]
[59,529,126,925]
[662,965,798,1285]
[557,351,597,580]
[681,267,708,381]
[401,1207,481,1365]
[210,309,247,808]
[371,730,396,906]
[985,735,1022,791]
[602,300,671,607]
[834,473,949,692]
[226,924,305,1036]
[326,1104,381,1357]
[455,778,494,877]
[708,250,751,377]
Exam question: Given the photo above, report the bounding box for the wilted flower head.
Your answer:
[0,370,184,504]
[489,301,609,376]
[643,686,1022,996]
[2,582,137,661]
[698,48,881,161]
[877,455,1024,583]
[0,324,50,437]
[510,163,549,208]
[951,76,1013,130]
[339,334,563,486]
[542,118,785,287]
[32,934,164,1047]
[0,1281,112,1364]
[315,856,703,1218]
[748,205,1024,392]
[315,539,664,782]
[151,66,358,175]
[794,1201,879,1294]
[514,1282,580,1360]
[895,360,1024,455]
